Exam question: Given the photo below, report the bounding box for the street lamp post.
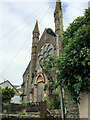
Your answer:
[56,35,65,120]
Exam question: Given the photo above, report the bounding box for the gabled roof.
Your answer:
[38,28,56,43]
[0,80,20,95]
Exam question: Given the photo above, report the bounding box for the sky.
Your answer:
[0,0,89,85]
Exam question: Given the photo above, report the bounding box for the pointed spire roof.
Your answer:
[33,20,39,34]
[54,2,61,15]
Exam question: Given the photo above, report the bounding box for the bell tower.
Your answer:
[54,2,63,55]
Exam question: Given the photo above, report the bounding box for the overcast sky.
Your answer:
[0,0,89,85]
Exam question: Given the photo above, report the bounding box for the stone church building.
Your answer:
[21,2,90,119]
[21,2,63,102]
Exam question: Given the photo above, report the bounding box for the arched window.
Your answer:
[37,75,44,83]
[38,43,54,64]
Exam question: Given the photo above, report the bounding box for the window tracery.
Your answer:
[38,43,54,64]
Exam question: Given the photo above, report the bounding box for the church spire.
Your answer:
[54,1,61,15]
[33,20,39,34]
[54,2,62,34]
[54,1,63,56]
[32,20,40,44]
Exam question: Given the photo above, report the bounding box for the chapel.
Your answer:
[21,2,63,102]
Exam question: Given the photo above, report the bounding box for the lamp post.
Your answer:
[56,34,64,120]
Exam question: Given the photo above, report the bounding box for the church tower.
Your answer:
[54,2,63,55]
[31,20,40,74]
[54,2,79,118]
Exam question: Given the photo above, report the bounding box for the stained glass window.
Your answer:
[40,49,43,55]
[38,55,43,61]
[38,44,54,64]
[40,58,44,64]
[48,49,53,55]
[47,44,52,51]
[43,45,47,52]
[43,52,47,57]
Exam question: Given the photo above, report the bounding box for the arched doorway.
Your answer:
[37,75,44,102]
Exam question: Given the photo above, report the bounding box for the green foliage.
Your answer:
[63,8,90,47]
[52,91,60,109]
[61,8,90,103]
[2,86,15,103]
[18,112,22,118]
[42,57,60,109]
[47,91,60,110]
[20,100,28,108]
[3,102,9,107]
[42,8,90,103]
[42,56,58,93]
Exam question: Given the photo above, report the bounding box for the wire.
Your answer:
[39,5,51,23]
[0,33,31,77]
[0,3,52,75]
[0,2,55,78]
[0,3,46,39]
[0,4,48,47]
[68,2,84,12]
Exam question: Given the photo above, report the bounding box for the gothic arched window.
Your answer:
[38,43,54,64]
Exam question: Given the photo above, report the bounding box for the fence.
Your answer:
[2,101,59,120]
[2,102,41,114]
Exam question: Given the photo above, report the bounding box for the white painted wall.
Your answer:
[0,81,13,89]
[79,91,90,119]
[11,95,20,104]
[0,81,20,104]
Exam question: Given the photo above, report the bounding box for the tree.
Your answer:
[42,8,90,103]
[47,90,60,110]
[42,56,60,109]
[59,8,90,103]
[2,86,15,103]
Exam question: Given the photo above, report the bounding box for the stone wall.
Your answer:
[65,93,79,118]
